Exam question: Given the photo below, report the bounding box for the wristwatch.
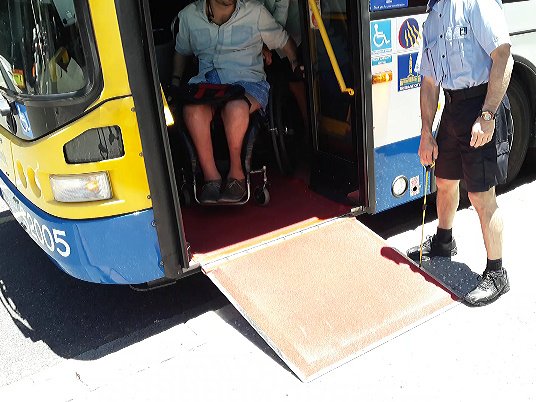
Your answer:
[480,110,495,121]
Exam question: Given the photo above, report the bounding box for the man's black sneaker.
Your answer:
[463,268,510,307]
[219,178,247,203]
[198,180,221,204]
[406,234,457,263]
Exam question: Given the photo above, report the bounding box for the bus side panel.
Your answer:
[373,136,423,212]
[370,14,433,213]
[7,97,153,220]
[0,170,164,284]
[0,128,15,183]
[504,0,536,33]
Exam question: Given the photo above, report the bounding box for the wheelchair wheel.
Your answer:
[254,186,270,206]
[268,80,299,176]
[180,185,192,207]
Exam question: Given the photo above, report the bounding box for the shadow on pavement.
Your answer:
[0,215,227,361]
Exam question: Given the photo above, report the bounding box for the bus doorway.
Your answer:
[152,0,370,267]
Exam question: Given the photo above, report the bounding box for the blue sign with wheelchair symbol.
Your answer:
[370,20,392,54]
[15,103,34,139]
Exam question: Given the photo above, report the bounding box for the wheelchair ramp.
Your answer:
[203,217,456,382]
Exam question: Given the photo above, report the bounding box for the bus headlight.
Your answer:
[391,176,408,198]
[50,172,112,203]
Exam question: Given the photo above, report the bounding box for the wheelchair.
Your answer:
[176,95,271,207]
[157,18,300,207]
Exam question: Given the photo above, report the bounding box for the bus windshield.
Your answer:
[0,0,89,97]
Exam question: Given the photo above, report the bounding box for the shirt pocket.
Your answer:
[231,25,252,46]
[445,25,471,76]
[192,28,211,51]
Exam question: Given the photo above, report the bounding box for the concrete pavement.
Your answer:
[2,178,535,401]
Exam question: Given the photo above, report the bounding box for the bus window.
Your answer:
[0,0,88,99]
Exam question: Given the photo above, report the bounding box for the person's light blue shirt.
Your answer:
[175,0,289,84]
[256,0,289,27]
[419,0,511,90]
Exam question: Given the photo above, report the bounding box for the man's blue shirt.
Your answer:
[419,0,511,90]
[175,0,289,84]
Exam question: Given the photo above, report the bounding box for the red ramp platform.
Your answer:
[204,217,456,381]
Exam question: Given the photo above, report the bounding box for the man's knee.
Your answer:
[221,99,251,120]
[436,177,459,193]
[183,104,212,126]
[468,187,497,212]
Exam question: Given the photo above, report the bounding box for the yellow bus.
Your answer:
[0,0,534,286]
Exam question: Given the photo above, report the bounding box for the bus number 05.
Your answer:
[24,212,71,258]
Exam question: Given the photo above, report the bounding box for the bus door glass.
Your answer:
[306,0,365,203]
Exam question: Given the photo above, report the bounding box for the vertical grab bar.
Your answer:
[308,0,354,96]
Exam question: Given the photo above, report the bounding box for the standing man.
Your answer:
[406,0,514,306]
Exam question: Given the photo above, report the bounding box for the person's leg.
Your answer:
[461,97,510,306]
[406,176,459,261]
[464,186,509,305]
[467,187,502,260]
[220,95,260,180]
[436,177,460,230]
[183,103,219,181]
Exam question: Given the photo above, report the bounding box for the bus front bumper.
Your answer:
[0,171,165,285]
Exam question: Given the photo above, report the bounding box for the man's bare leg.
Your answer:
[464,186,509,305]
[468,187,502,260]
[220,96,260,180]
[436,177,460,229]
[183,104,220,181]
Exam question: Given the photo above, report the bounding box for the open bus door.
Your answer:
[306,0,373,211]
[112,0,191,282]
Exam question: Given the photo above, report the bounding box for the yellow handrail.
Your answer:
[308,0,354,96]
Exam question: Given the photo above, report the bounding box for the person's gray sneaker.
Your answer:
[219,178,247,203]
[406,234,457,263]
[198,180,221,204]
[463,268,510,306]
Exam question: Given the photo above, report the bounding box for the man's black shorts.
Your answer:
[434,90,513,193]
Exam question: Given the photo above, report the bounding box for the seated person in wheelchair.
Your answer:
[171,0,302,203]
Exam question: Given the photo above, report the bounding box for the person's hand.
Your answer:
[165,83,183,114]
[418,130,438,166]
[292,64,305,81]
[470,117,495,148]
[262,45,272,66]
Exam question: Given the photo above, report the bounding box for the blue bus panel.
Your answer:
[374,136,427,213]
[0,171,165,284]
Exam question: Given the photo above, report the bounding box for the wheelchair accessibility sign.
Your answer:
[370,20,392,54]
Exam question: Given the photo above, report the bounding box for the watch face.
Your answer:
[481,111,493,121]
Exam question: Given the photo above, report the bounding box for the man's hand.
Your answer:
[470,116,495,147]
[292,64,305,81]
[418,130,438,166]
[262,45,272,66]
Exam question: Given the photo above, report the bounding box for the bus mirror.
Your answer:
[0,96,11,117]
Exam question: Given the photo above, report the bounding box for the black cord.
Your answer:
[207,0,214,22]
